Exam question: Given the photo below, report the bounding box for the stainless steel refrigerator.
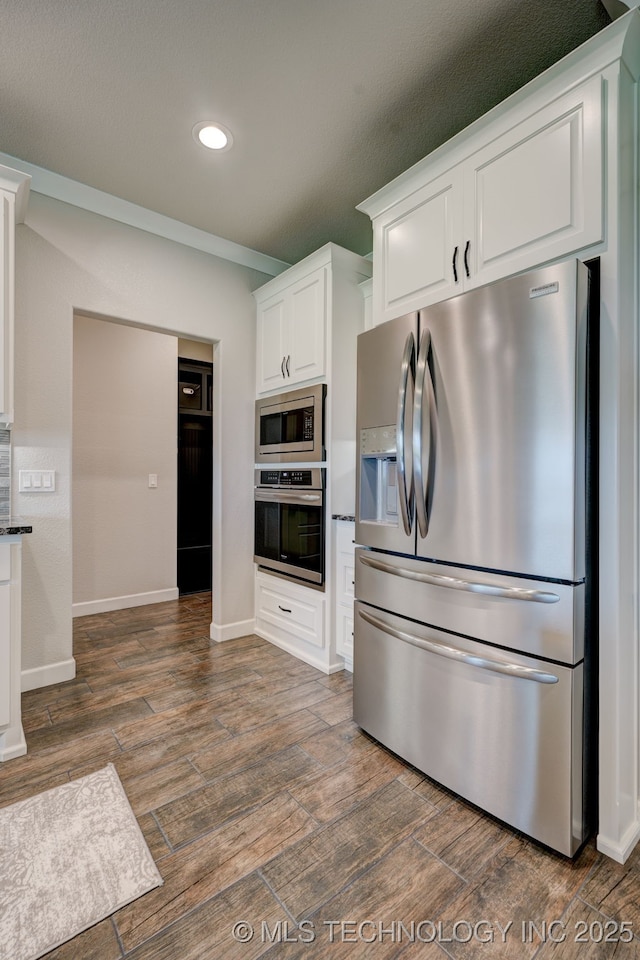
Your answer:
[354,259,596,856]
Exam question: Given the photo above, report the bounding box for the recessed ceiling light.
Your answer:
[192,121,233,152]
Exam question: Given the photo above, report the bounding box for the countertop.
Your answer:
[332,514,355,522]
[0,518,33,535]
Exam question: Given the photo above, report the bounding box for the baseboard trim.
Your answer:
[0,725,27,761]
[21,658,76,693]
[72,587,180,618]
[597,813,640,863]
[254,626,344,674]
[210,618,256,643]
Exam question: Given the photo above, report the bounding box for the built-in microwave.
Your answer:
[255,384,325,463]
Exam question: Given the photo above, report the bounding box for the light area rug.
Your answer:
[0,763,163,960]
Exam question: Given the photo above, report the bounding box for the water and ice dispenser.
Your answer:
[358,425,400,525]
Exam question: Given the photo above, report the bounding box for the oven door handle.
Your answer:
[255,488,323,505]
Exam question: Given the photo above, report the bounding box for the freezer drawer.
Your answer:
[356,549,584,664]
[353,601,589,856]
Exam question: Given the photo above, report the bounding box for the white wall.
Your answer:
[14,192,270,689]
[72,316,178,612]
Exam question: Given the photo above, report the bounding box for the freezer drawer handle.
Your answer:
[359,553,560,604]
[358,608,559,684]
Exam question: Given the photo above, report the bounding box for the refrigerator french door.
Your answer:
[354,259,595,856]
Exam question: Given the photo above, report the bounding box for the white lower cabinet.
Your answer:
[255,570,344,673]
[336,606,354,669]
[0,540,26,761]
[334,519,356,669]
[0,582,10,728]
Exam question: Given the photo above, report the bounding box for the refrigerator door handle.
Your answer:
[396,332,416,536]
[413,328,435,538]
[358,608,560,684]
[359,553,561,604]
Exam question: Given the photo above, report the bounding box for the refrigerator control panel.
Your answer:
[360,425,397,456]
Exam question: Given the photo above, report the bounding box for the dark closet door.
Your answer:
[178,359,213,595]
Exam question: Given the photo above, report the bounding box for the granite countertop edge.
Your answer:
[332,514,356,522]
[0,518,33,535]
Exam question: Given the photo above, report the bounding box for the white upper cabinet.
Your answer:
[362,74,603,323]
[256,293,289,392]
[256,266,326,393]
[376,166,464,318]
[0,165,31,424]
[465,74,603,289]
[288,269,326,384]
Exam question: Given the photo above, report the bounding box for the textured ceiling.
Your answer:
[0,0,611,265]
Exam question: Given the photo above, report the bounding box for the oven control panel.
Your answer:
[255,468,324,489]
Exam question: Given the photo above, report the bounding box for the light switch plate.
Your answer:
[19,469,56,492]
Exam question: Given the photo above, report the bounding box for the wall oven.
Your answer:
[255,384,325,463]
[254,468,325,586]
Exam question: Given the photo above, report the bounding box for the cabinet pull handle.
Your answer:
[464,240,470,278]
[452,246,459,283]
[281,357,285,378]
[286,354,290,377]
[278,604,292,613]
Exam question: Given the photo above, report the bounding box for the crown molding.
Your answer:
[0,151,289,278]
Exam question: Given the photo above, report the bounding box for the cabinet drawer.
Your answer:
[256,575,325,649]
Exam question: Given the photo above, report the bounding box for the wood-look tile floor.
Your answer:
[2,593,639,959]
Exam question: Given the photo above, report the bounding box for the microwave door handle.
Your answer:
[413,328,431,539]
[396,331,416,536]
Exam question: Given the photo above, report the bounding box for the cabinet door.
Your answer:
[336,605,354,663]
[374,166,464,323]
[287,268,326,385]
[0,189,15,423]
[256,293,288,393]
[0,582,10,728]
[464,74,603,288]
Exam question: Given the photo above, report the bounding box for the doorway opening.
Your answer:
[72,318,215,618]
[178,353,213,595]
